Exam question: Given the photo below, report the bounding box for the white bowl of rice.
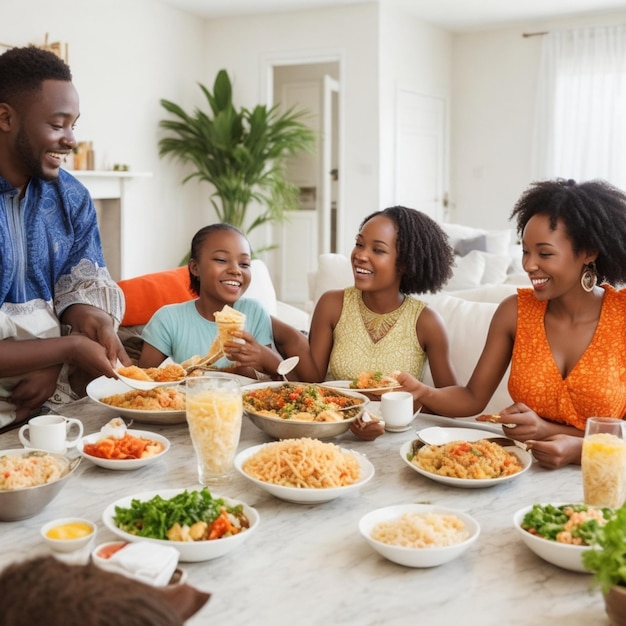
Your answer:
[358,503,480,567]
[0,449,81,521]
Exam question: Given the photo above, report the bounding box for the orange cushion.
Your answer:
[118,266,195,326]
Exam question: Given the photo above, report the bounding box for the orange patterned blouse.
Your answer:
[508,285,626,431]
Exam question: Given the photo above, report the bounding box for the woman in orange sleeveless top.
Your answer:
[396,179,626,469]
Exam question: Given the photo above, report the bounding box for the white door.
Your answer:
[394,90,447,221]
[277,80,321,304]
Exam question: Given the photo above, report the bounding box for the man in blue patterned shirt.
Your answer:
[0,46,131,426]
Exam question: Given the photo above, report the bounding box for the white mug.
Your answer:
[19,415,84,454]
[380,391,415,431]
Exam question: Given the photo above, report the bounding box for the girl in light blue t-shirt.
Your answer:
[138,224,284,379]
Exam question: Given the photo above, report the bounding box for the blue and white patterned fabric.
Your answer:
[0,169,124,424]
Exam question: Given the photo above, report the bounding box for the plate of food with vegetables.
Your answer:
[102,488,259,561]
[513,502,616,572]
[78,418,170,470]
[322,371,401,395]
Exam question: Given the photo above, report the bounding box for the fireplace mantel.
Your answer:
[68,170,152,280]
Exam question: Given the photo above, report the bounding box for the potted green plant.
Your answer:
[582,502,626,624]
[158,69,315,256]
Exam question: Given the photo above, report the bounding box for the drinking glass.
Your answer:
[581,417,626,508]
[186,375,243,485]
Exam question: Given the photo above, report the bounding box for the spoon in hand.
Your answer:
[276,356,299,381]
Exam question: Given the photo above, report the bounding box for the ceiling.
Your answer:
[157,0,626,31]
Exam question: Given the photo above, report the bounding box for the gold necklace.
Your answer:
[358,294,406,343]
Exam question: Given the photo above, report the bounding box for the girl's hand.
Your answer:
[350,413,385,441]
[223,331,278,375]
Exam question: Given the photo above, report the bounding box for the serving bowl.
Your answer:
[513,503,598,573]
[77,429,171,470]
[41,517,96,553]
[0,449,81,521]
[235,442,375,504]
[102,488,259,562]
[86,376,187,425]
[242,381,368,439]
[359,503,480,568]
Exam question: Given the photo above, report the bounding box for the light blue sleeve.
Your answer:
[141,304,178,357]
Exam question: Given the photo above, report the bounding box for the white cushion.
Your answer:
[247,259,277,315]
[480,252,511,285]
[445,250,486,290]
[441,223,513,257]
[312,253,353,305]
[420,293,513,415]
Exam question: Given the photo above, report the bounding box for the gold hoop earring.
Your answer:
[581,262,597,292]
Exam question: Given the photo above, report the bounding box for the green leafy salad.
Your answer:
[582,502,626,592]
[113,488,248,541]
[521,503,615,546]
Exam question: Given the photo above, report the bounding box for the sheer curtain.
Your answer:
[531,24,626,188]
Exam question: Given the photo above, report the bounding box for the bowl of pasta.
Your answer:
[241,382,369,439]
[0,449,81,521]
[234,438,375,504]
[513,502,616,572]
[102,487,259,562]
[359,503,480,568]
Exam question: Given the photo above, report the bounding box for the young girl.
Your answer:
[138,224,280,378]
[306,206,459,407]
[396,179,626,469]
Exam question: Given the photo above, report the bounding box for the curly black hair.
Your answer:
[360,206,454,295]
[188,223,250,295]
[0,45,72,106]
[510,178,626,285]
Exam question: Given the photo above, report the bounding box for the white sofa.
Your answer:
[306,238,531,415]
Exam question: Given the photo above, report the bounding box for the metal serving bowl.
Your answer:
[0,449,81,522]
[242,382,369,439]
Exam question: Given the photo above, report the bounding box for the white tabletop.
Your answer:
[0,400,609,626]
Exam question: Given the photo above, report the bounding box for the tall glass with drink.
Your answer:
[581,416,626,508]
[186,375,243,485]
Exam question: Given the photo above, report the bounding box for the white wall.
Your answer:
[378,4,453,210]
[450,10,626,230]
[1,0,206,278]
[200,4,380,260]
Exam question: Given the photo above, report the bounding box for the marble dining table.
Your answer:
[0,395,611,626]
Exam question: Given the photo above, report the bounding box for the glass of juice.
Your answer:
[186,375,243,485]
[581,417,626,508]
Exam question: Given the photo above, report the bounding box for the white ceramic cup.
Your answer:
[18,414,84,453]
[380,391,415,431]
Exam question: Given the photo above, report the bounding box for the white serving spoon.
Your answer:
[276,356,299,381]
[113,360,185,391]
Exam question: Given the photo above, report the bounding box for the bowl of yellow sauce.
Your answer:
[40,517,96,552]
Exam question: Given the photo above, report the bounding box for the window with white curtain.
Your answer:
[531,24,626,189]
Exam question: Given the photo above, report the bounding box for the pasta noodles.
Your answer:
[241,437,361,488]
[582,433,626,508]
[186,388,243,478]
[371,512,468,548]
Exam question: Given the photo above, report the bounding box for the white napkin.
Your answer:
[106,542,179,587]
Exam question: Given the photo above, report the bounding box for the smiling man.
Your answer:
[0,46,130,427]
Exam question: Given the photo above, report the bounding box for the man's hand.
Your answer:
[9,367,62,423]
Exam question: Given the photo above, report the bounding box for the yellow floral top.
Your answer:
[328,287,427,381]
[508,285,626,430]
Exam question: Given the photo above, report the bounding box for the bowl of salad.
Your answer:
[102,487,259,562]
[513,502,615,572]
[242,382,368,439]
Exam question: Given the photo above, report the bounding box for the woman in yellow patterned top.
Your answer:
[307,206,459,413]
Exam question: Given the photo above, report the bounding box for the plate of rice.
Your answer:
[234,438,375,503]
[400,432,532,488]
[359,503,480,567]
[0,449,81,521]
[86,376,187,424]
